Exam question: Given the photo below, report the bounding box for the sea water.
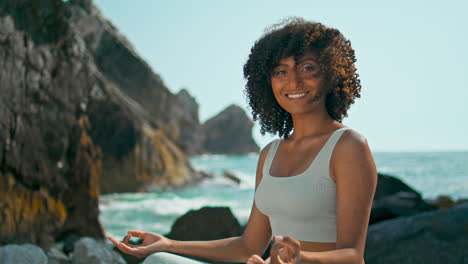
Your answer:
[99,151,468,238]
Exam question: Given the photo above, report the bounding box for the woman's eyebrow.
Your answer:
[274,63,290,68]
[297,57,318,64]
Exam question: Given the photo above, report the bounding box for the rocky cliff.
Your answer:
[0,0,260,248]
[0,0,205,248]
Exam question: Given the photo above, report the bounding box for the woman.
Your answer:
[109,17,377,264]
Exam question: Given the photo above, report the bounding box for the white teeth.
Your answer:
[287,92,307,98]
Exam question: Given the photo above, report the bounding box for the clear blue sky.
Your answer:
[94,0,468,151]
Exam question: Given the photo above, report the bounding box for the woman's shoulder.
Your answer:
[340,127,368,143]
[335,127,372,158]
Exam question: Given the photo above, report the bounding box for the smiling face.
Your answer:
[270,50,326,115]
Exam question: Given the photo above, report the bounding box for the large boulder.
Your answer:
[46,244,70,264]
[201,104,259,155]
[370,173,436,224]
[71,237,126,264]
[166,206,242,241]
[374,173,421,200]
[0,244,48,264]
[365,202,468,264]
[165,207,243,264]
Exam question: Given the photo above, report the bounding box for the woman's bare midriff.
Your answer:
[298,241,365,264]
[299,241,336,252]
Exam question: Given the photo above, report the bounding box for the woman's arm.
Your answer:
[110,143,274,263]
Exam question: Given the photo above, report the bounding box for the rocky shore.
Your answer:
[1,173,467,264]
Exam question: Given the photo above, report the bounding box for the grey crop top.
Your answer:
[254,127,349,243]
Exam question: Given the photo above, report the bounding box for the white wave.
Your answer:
[151,196,238,216]
[192,154,229,161]
[99,197,160,212]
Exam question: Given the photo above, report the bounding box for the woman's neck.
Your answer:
[288,109,340,141]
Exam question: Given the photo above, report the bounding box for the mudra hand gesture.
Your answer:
[246,236,301,264]
[107,230,170,259]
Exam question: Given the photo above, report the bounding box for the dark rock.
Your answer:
[201,105,259,155]
[374,173,422,200]
[46,244,69,264]
[425,195,456,209]
[370,173,436,224]
[177,89,200,125]
[370,191,437,224]
[223,170,242,185]
[456,198,468,206]
[166,206,242,241]
[0,0,104,247]
[0,244,48,264]
[63,234,81,255]
[176,89,205,156]
[365,202,468,264]
[198,170,215,180]
[71,237,126,264]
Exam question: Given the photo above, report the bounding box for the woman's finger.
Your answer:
[108,237,141,256]
[122,233,131,244]
[246,254,265,264]
[108,237,131,253]
[271,236,302,263]
[107,236,120,247]
[269,242,285,264]
[276,236,301,250]
[127,230,146,238]
[274,236,300,260]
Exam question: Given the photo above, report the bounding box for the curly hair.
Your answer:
[243,17,361,138]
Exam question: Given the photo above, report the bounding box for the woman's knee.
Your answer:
[143,252,174,264]
[143,252,209,264]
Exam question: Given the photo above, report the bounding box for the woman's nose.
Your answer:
[287,70,303,88]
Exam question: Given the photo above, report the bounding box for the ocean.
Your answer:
[99,151,468,239]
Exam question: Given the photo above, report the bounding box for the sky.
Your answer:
[93,0,468,152]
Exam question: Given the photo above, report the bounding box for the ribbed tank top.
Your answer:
[254,127,349,242]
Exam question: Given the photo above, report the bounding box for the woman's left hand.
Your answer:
[269,236,301,264]
[246,254,269,264]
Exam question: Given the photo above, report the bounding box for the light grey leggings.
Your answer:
[143,252,211,264]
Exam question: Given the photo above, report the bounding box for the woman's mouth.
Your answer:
[286,91,310,99]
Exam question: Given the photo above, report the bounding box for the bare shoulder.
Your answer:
[335,128,371,155]
[332,128,376,180]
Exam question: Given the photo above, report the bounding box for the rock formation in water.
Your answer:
[201,104,260,155]
[175,89,205,156]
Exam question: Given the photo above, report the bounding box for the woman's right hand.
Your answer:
[107,230,171,258]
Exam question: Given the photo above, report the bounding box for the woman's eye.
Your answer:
[302,65,316,72]
[273,70,287,76]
